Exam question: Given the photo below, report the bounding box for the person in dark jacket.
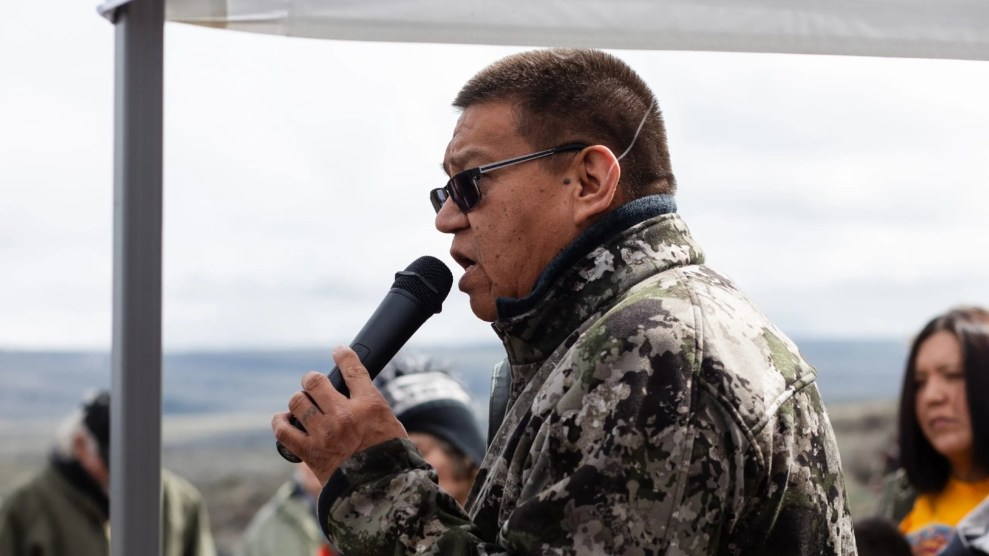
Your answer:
[0,390,216,556]
[854,517,912,556]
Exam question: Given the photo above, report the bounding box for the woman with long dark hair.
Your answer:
[880,306,989,554]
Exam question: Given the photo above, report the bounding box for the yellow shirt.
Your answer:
[899,476,989,555]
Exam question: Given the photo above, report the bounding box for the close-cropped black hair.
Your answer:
[454,48,675,199]
[897,306,989,493]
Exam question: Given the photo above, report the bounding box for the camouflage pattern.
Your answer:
[320,203,857,555]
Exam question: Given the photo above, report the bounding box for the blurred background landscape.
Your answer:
[1,339,903,555]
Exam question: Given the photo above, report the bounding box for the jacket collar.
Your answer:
[492,194,703,367]
[50,453,110,521]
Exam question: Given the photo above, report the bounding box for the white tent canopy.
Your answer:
[160,0,989,61]
[99,1,988,554]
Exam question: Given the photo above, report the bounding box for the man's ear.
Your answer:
[570,145,621,227]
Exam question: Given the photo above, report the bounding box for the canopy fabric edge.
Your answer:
[165,0,989,62]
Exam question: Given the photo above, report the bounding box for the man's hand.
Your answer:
[271,346,407,484]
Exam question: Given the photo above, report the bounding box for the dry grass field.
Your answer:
[828,400,899,519]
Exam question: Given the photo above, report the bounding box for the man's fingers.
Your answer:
[288,381,327,429]
[300,371,335,402]
[331,346,376,397]
[275,358,407,484]
[272,412,308,457]
[288,384,317,414]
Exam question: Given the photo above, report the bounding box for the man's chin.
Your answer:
[468,297,498,323]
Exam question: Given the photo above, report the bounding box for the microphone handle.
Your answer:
[276,288,432,463]
[325,287,426,396]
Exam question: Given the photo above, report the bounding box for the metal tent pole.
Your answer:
[108,0,164,554]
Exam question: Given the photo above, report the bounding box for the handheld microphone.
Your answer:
[276,255,454,463]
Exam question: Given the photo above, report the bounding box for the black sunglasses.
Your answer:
[430,143,587,214]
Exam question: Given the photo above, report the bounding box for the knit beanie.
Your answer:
[375,361,486,467]
[82,390,111,468]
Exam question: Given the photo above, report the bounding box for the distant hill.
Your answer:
[0,338,907,424]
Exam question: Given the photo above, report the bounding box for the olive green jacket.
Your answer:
[241,481,327,556]
[875,468,917,523]
[0,462,215,556]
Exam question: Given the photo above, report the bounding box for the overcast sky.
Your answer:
[1,0,987,351]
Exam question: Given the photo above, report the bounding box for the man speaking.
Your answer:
[272,48,856,555]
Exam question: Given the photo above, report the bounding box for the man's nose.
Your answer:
[435,197,467,233]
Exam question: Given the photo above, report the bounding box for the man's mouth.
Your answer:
[451,252,476,272]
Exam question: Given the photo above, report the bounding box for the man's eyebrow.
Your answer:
[445,147,490,176]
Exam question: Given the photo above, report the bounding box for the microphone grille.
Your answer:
[393,256,453,312]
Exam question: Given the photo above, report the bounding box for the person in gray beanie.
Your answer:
[241,357,484,556]
[373,357,486,505]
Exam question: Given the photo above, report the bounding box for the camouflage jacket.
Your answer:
[318,195,857,555]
